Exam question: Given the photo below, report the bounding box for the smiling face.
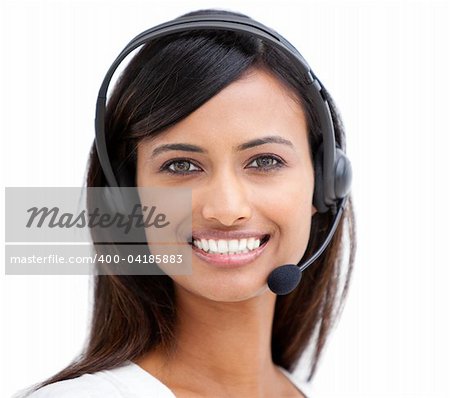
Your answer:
[136,67,317,302]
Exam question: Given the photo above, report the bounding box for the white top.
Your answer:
[16,360,315,398]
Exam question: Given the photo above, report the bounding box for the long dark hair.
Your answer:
[27,8,357,395]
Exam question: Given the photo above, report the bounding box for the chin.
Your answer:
[173,274,271,303]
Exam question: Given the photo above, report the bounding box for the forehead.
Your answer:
[142,68,308,149]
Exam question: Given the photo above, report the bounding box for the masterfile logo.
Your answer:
[4,187,193,276]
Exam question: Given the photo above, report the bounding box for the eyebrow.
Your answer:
[150,135,294,159]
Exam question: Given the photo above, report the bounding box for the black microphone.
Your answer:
[267,197,347,295]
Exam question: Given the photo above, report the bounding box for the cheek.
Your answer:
[262,167,314,220]
[276,202,313,264]
[266,170,315,260]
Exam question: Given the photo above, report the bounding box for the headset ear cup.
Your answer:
[313,143,329,214]
[117,162,135,187]
[334,148,353,199]
[99,159,136,216]
[103,185,127,215]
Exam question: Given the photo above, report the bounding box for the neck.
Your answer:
[137,285,290,397]
[173,285,277,379]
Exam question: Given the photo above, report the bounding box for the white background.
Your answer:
[1,0,449,397]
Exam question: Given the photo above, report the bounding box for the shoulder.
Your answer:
[16,373,122,398]
[14,361,175,398]
[277,366,316,398]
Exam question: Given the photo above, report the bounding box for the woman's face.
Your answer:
[136,68,316,302]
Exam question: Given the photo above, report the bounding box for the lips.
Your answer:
[190,235,271,267]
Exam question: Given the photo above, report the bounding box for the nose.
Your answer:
[199,168,252,226]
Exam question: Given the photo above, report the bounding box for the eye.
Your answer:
[247,155,284,171]
[161,159,201,175]
[159,154,285,176]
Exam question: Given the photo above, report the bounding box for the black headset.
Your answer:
[94,13,353,294]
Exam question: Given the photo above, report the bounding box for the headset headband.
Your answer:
[95,14,338,208]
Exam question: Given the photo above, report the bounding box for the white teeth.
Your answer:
[217,240,228,253]
[201,239,209,251]
[228,239,239,252]
[208,239,218,252]
[193,236,265,254]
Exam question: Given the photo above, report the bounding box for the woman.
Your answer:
[19,8,356,398]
